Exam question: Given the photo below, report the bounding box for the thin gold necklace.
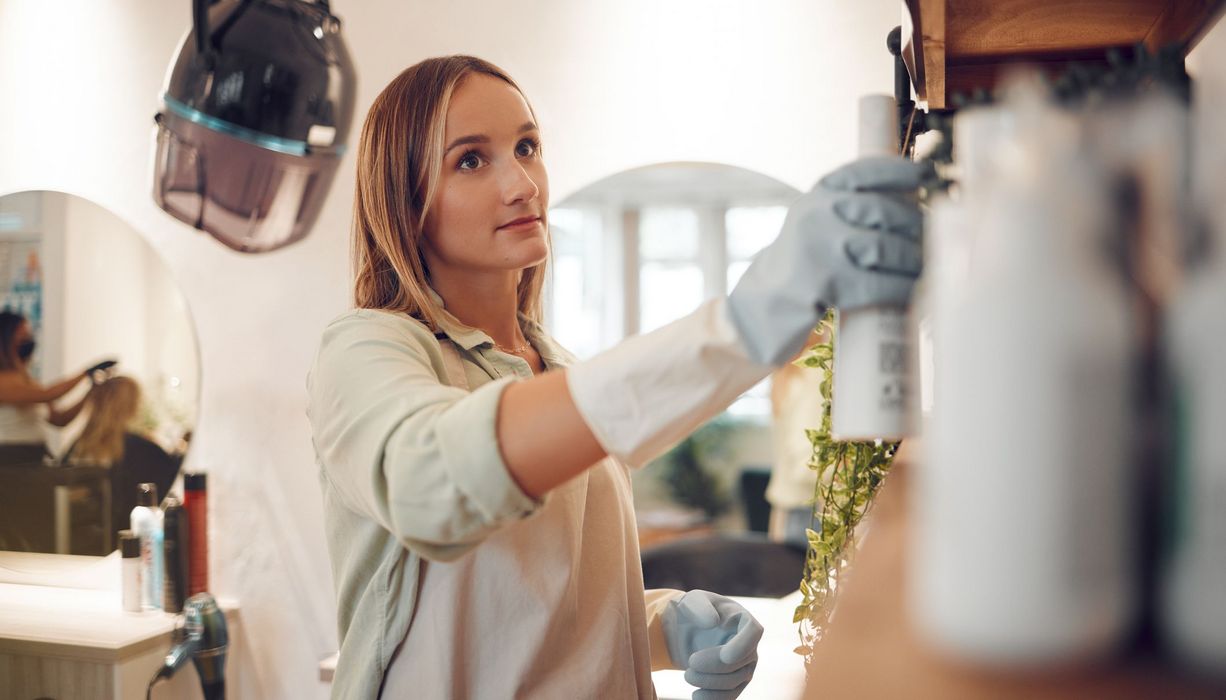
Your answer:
[493,337,531,354]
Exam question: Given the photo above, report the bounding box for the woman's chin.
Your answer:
[508,240,550,268]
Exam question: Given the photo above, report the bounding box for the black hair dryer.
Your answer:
[149,592,229,700]
[153,0,357,253]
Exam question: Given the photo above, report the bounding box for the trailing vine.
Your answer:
[791,310,899,662]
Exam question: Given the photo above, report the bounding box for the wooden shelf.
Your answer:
[801,453,1226,699]
[903,0,1226,109]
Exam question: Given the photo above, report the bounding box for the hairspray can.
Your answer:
[162,496,189,613]
[184,473,209,595]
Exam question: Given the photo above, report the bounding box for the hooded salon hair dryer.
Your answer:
[148,592,229,700]
[153,0,356,253]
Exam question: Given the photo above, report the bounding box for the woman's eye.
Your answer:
[457,151,483,171]
[516,138,539,158]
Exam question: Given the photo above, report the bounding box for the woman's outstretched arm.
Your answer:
[0,370,86,405]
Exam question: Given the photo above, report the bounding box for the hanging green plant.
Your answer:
[791,309,899,663]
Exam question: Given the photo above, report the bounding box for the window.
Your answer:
[723,205,787,417]
[638,207,703,334]
[544,207,609,361]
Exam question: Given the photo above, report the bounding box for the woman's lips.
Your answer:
[498,216,542,231]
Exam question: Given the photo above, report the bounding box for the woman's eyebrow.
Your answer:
[444,123,538,155]
[444,134,487,154]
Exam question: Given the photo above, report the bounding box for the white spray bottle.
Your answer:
[831,94,908,441]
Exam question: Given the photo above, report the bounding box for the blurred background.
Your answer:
[2,1,1226,699]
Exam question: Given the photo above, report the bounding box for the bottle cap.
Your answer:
[184,473,207,491]
[119,530,140,558]
[137,482,158,507]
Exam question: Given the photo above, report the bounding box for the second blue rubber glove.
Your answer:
[661,590,764,700]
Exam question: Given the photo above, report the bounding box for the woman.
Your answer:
[0,311,109,462]
[308,56,925,699]
[63,375,181,534]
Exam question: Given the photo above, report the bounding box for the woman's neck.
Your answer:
[429,271,528,350]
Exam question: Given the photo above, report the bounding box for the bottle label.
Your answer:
[832,308,909,439]
[141,534,156,609]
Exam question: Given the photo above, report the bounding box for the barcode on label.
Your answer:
[879,342,906,373]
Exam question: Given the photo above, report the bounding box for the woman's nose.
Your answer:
[500,160,540,206]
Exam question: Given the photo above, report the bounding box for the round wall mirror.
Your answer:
[0,191,199,556]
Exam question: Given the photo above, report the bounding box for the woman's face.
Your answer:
[422,73,550,277]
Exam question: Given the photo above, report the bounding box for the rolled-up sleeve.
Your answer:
[307,310,543,562]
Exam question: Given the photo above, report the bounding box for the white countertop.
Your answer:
[0,551,238,663]
[0,580,185,661]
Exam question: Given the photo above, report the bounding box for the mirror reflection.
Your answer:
[0,191,199,556]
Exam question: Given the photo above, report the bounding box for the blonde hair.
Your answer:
[352,55,549,329]
[73,376,141,466]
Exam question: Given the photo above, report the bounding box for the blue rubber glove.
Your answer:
[661,590,764,700]
[726,155,929,366]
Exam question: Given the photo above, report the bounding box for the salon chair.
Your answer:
[640,532,806,598]
[739,467,772,534]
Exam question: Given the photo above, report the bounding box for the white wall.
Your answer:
[0,1,902,697]
[62,192,151,382]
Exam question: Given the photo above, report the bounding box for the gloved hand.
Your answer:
[727,155,928,366]
[662,590,764,700]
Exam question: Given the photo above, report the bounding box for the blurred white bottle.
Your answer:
[832,94,908,441]
[131,482,164,611]
[911,107,1000,439]
[1164,208,1226,674]
[911,82,1137,665]
[1161,39,1226,673]
[909,196,956,438]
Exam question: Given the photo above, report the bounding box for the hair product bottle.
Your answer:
[119,529,141,613]
[184,472,209,595]
[909,107,997,437]
[832,94,908,441]
[162,496,189,614]
[130,482,164,611]
[910,82,1137,665]
[1161,42,1226,673]
[1164,213,1226,674]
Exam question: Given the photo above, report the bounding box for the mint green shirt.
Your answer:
[307,303,677,699]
